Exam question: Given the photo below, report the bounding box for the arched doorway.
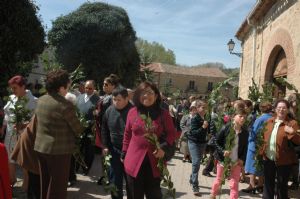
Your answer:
[264,46,287,99]
[272,48,287,98]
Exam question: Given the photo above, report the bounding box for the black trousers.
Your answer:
[263,159,291,199]
[126,156,162,199]
[109,148,129,199]
[203,146,215,174]
[27,171,40,199]
[69,156,77,182]
[79,133,95,174]
[291,162,299,184]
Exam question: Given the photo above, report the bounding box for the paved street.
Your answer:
[13,152,300,198]
[66,152,299,199]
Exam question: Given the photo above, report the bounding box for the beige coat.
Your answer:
[11,115,39,174]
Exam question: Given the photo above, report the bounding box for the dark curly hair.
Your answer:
[104,74,120,87]
[274,99,290,109]
[45,69,70,93]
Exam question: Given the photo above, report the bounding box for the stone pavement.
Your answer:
[13,151,299,198]
[66,152,299,199]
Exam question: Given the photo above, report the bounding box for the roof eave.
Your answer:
[235,0,277,41]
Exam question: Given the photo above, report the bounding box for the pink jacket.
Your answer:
[122,107,176,178]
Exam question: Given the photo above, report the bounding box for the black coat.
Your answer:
[212,123,249,164]
[101,103,133,151]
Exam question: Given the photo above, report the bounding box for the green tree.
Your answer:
[0,0,45,96]
[48,2,140,87]
[136,38,176,65]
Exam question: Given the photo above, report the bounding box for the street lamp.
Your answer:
[227,39,242,58]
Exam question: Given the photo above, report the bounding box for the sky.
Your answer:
[34,0,256,68]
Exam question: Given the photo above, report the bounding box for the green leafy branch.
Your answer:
[207,77,233,115]
[248,78,261,104]
[253,122,267,173]
[140,114,176,199]
[206,77,233,131]
[261,83,275,103]
[9,97,32,132]
[102,154,118,197]
[70,64,86,90]
[276,77,298,93]
[72,109,90,170]
[219,124,236,199]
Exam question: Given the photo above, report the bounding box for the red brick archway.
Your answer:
[261,28,295,85]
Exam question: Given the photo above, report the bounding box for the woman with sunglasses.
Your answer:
[95,74,120,184]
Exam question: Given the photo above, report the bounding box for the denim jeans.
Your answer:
[188,140,206,191]
[109,147,126,199]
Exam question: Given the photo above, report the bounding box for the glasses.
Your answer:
[276,107,287,111]
[141,90,155,96]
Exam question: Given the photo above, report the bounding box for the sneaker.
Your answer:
[193,187,201,196]
[193,191,202,196]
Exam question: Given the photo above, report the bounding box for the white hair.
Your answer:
[65,92,77,105]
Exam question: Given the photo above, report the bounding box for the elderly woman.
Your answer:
[262,99,300,199]
[122,81,176,199]
[34,69,83,199]
[1,75,37,187]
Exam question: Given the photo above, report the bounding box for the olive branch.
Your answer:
[102,154,118,197]
[219,123,236,199]
[140,113,176,199]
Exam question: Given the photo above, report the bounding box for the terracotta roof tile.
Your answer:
[141,63,228,78]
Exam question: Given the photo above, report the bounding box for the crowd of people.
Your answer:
[0,69,300,199]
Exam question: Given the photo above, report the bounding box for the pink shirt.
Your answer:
[122,107,176,178]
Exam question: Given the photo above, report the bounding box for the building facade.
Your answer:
[236,0,300,99]
[142,63,229,99]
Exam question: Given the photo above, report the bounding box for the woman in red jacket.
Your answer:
[0,143,12,199]
[122,81,176,199]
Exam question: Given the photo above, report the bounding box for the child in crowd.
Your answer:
[210,108,249,199]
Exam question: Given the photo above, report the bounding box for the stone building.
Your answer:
[236,0,300,99]
[141,63,229,99]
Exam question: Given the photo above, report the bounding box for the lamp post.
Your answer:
[227,39,242,58]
